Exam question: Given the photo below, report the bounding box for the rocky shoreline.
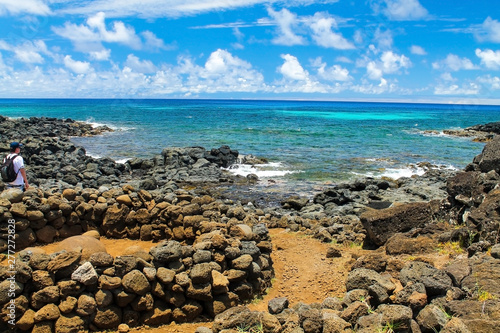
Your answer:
[422,121,500,142]
[0,115,499,333]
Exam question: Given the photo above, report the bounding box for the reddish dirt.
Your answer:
[22,229,367,333]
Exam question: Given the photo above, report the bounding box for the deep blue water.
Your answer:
[1,99,498,187]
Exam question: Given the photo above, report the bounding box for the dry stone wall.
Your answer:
[0,186,274,332]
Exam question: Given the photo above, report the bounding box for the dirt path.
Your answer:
[33,229,362,333]
[247,228,354,311]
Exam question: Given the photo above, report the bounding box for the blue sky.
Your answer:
[0,0,499,104]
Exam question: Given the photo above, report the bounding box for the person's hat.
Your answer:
[10,142,23,150]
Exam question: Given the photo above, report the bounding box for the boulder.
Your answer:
[491,244,500,259]
[377,304,413,330]
[346,268,395,293]
[53,236,107,261]
[360,202,432,246]
[340,301,369,326]
[89,252,114,267]
[467,189,500,244]
[71,262,98,286]
[92,305,122,330]
[140,301,172,326]
[400,261,453,296]
[34,303,60,322]
[0,188,24,203]
[15,228,36,249]
[47,251,82,279]
[16,309,35,331]
[31,286,59,309]
[190,263,215,284]
[122,270,150,295]
[150,240,183,263]
[76,294,97,316]
[212,306,281,333]
[440,317,472,333]
[35,226,57,243]
[461,256,500,297]
[475,135,500,173]
[58,296,77,314]
[416,304,449,333]
[55,314,86,333]
[211,270,229,294]
[268,297,289,314]
[385,234,435,255]
[323,313,351,333]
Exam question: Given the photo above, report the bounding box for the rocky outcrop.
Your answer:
[360,202,433,247]
[446,135,500,245]
[1,116,262,191]
[207,252,500,333]
[425,121,500,142]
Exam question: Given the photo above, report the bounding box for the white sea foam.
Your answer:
[84,117,135,131]
[115,158,131,164]
[224,162,297,178]
[353,163,458,180]
[380,166,427,179]
[87,152,101,159]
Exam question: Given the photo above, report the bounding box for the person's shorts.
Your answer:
[7,184,25,192]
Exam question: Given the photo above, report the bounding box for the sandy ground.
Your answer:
[29,229,366,333]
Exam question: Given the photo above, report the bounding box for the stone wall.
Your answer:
[0,186,274,332]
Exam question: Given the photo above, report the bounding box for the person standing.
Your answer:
[3,142,29,191]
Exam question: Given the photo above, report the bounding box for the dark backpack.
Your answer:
[1,154,19,182]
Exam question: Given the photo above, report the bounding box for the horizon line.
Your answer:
[1,96,500,107]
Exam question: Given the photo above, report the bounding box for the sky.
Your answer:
[0,0,499,104]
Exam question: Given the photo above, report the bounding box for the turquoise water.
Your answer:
[0,99,498,184]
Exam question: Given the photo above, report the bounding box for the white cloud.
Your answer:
[336,56,353,64]
[125,54,156,73]
[432,54,478,71]
[268,8,306,46]
[279,54,309,80]
[180,49,266,92]
[0,0,51,16]
[434,83,480,95]
[0,48,270,97]
[475,49,500,69]
[410,45,427,55]
[440,72,455,82]
[142,31,171,51]
[374,0,429,21]
[15,49,44,64]
[374,27,393,50]
[86,12,141,48]
[477,75,500,90]
[474,17,500,43]
[364,51,411,80]
[381,51,411,73]
[52,12,145,55]
[311,57,352,81]
[55,0,337,19]
[63,55,91,74]
[351,78,398,95]
[307,12,355,50]
[89,49,111,61]
[0,40,52,64]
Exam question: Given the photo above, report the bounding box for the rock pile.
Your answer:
[1,116,258,190]
[208,249,500,333]
[0,186,274,332]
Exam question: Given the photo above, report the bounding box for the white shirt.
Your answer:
[4,153,25,186]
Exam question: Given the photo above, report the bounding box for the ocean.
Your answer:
[0,99,498,194]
